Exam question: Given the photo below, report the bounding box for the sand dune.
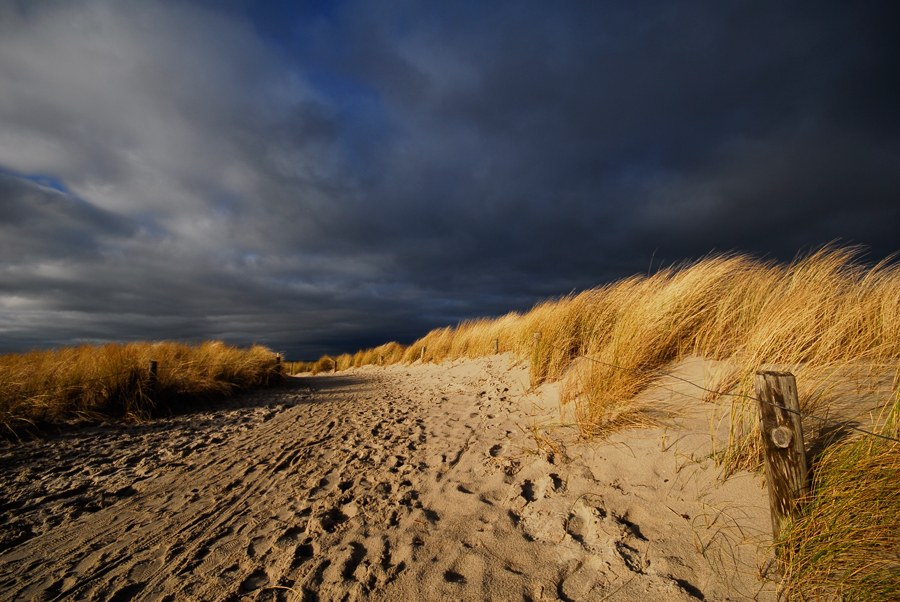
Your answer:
[0,355,778,601]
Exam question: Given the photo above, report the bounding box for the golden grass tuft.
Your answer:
[0,341,283,438]
[5,245,895,595]
[375,247,899,464]
[779,388,900,600]
[313,246,900,458]
[321,245,899,597]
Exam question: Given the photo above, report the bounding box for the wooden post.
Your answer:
[421,347,426,361]
[275,353,282,364]
[148,360,158,388]
[533,332,541,348]
[754,370,809,542]
[494,339,499,354]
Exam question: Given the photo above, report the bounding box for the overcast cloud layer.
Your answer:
[1,0,899,359]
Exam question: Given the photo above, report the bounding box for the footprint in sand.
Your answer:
[240,568,269,592]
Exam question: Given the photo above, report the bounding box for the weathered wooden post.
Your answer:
[494,339,499,354]
[148,360,158,389]
[754,370,809,542]
[533,332,541,349]
[421,347,426,362]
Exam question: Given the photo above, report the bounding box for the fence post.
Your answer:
[421,347,426,362]
[754,370,809,542]
[148,360,158,389]
[533,332,541,348]
[494,339,499,354]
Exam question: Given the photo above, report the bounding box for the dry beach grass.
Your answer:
[780,428,900,601]
[303,246,900,600]
[0,341,283,438]
[1,246,898,599]
[316,247,900,459]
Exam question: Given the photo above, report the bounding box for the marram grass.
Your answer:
[310,245,899,598]
[0,341,283,438]
[778,390,900,601]
[313,246,900,461]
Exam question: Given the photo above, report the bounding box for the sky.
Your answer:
[1,0,899,360]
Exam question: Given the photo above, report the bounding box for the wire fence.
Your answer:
[532,336,900,444]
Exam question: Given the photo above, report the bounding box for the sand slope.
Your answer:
[0,355,778,601]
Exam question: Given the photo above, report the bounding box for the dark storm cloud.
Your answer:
[1,0,898,358]
[316,0,900,270]
[0,174,136,259]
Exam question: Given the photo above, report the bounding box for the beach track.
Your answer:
[0,356,776,601]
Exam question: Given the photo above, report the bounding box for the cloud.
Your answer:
[0,173,135,258]
[0,0,373,353]
[0,0,898,357]
[313,0,900,270]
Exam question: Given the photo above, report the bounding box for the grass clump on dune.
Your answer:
[293,342,407,375]
[315,245,899,598]
[322,246,900,456]
[0,341,283,438]
[779,389,900,601]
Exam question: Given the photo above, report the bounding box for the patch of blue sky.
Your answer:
[299,66,393,176]
[0,166,71,195]
[235,0,345,56]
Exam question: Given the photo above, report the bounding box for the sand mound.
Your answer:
[0,355,777,601]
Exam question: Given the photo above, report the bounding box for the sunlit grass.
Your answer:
[314,246,900,462]
[312,245,899,597]
[778,384,900,600]
[0,341,283,438]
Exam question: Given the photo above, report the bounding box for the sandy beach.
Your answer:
[0,355,779,601]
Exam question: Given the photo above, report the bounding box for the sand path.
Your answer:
[0,355,778,601]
